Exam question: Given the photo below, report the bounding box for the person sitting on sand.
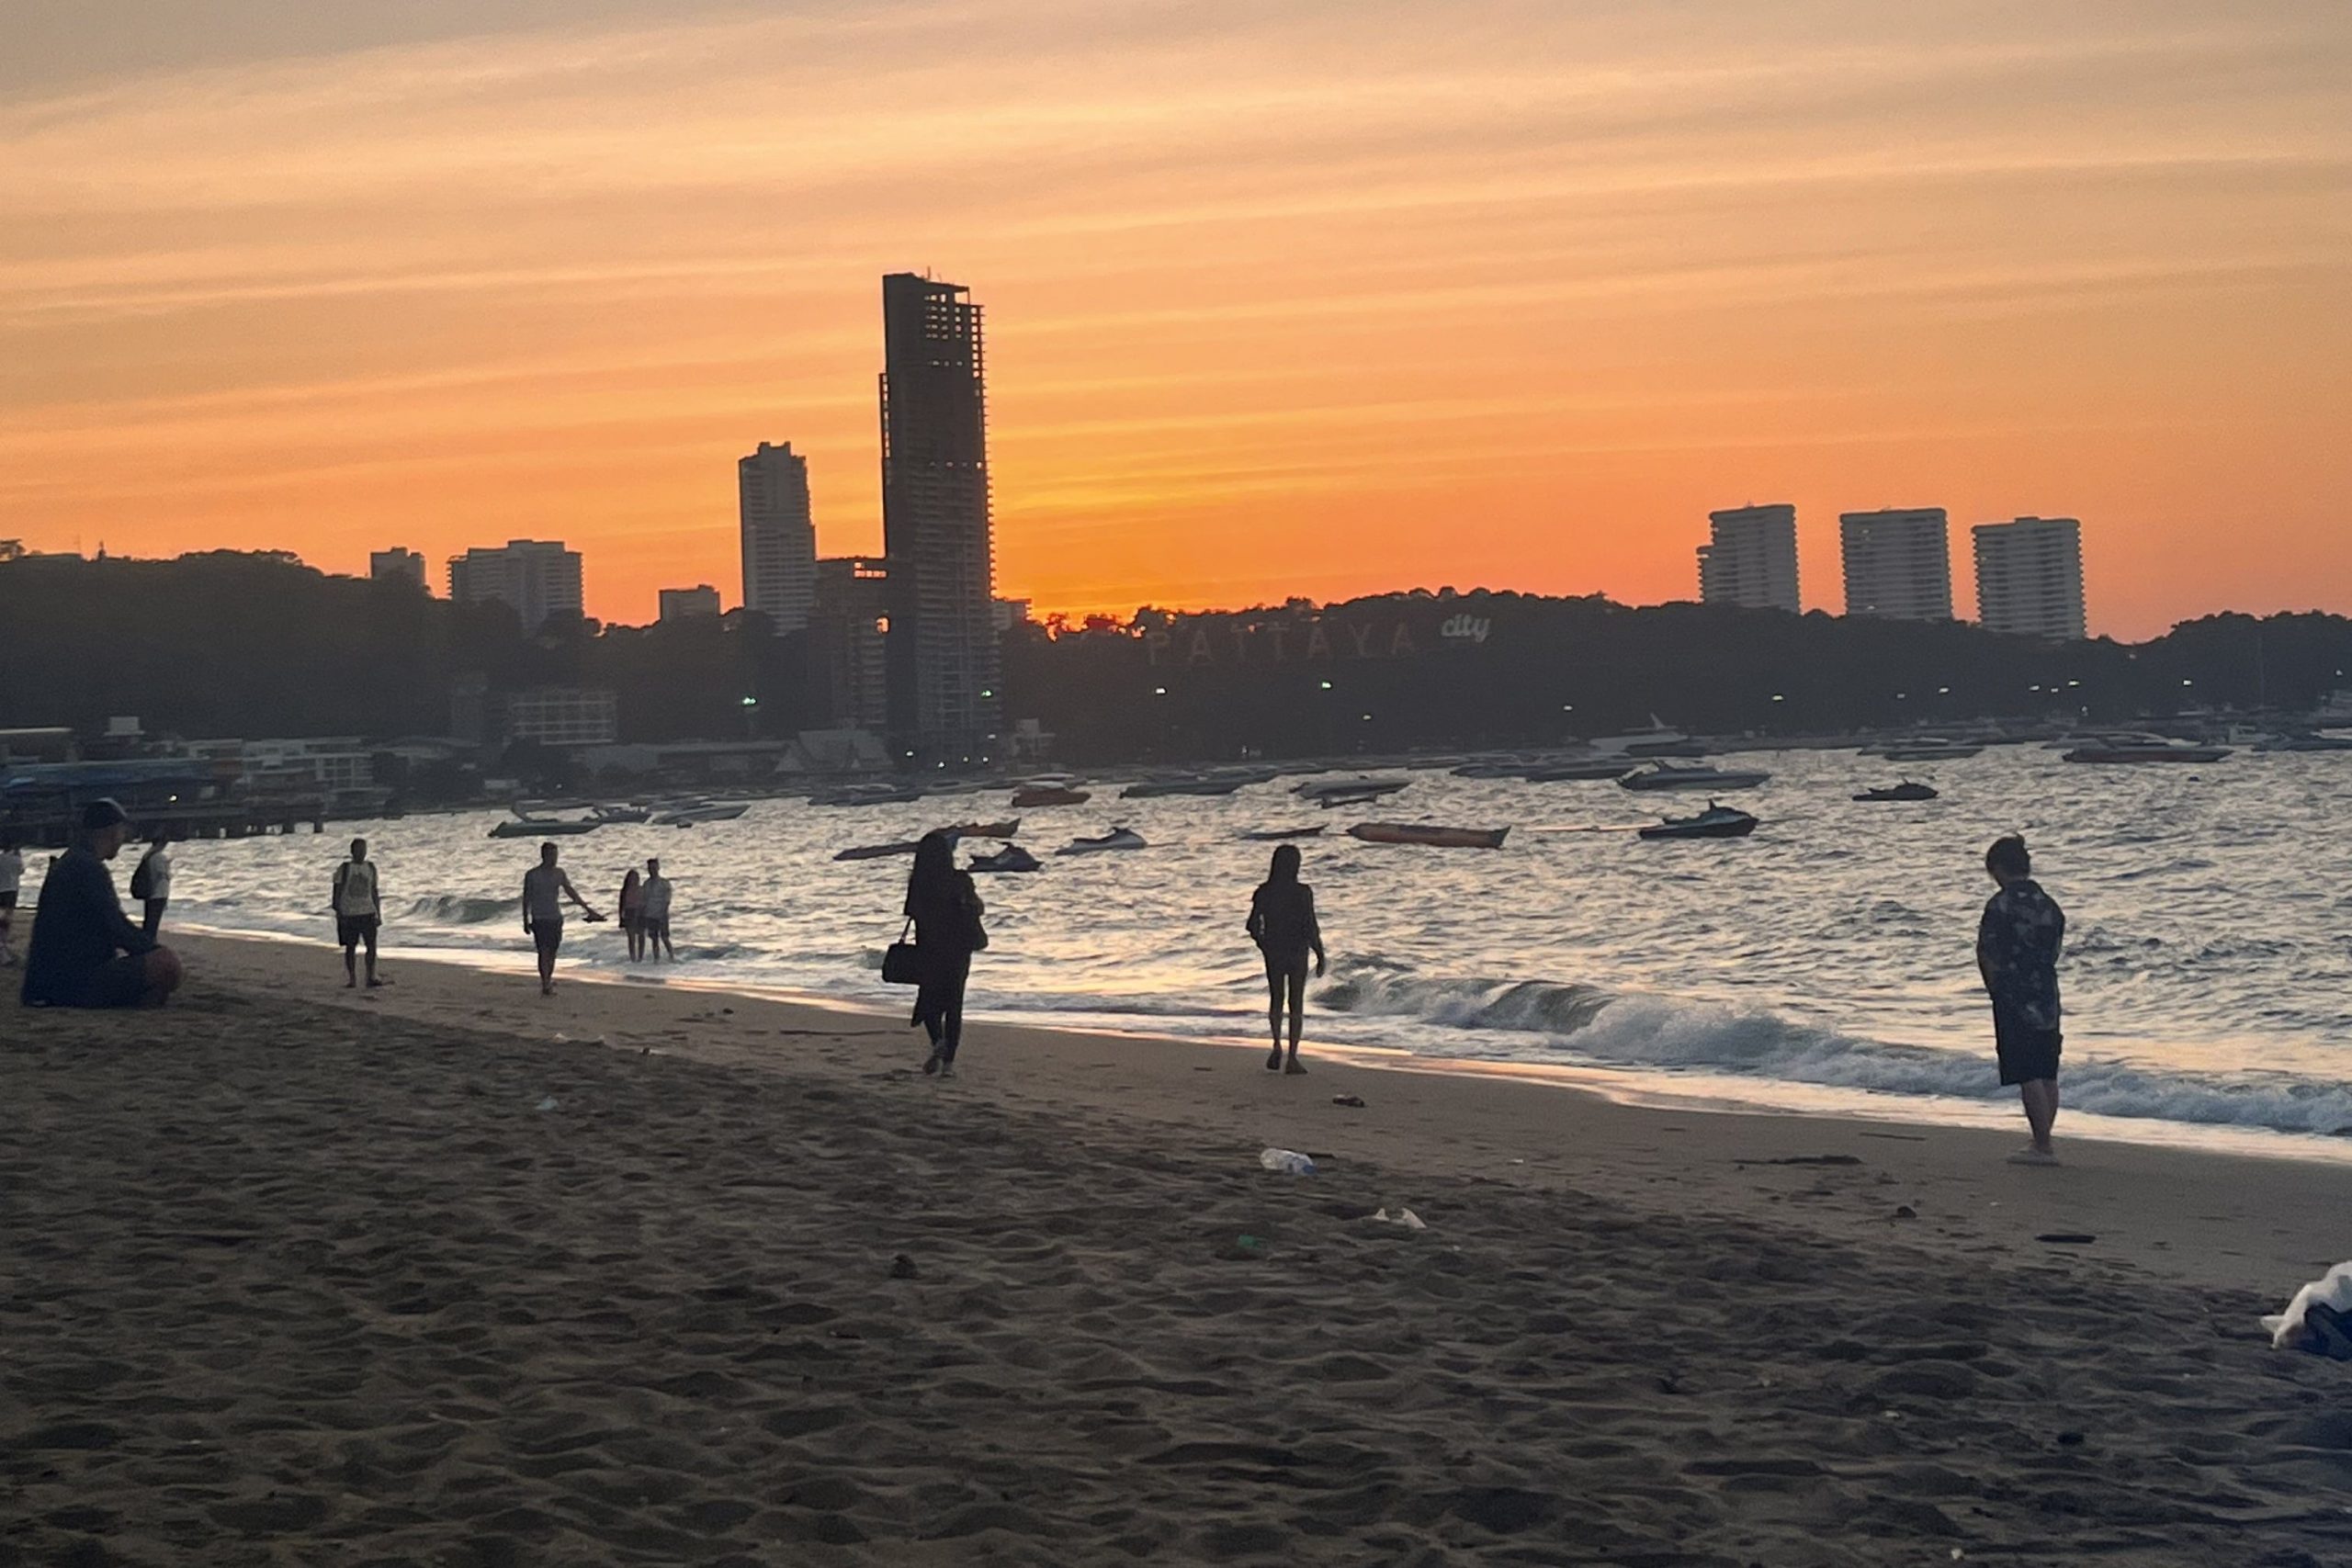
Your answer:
[640,857,675,963]
[522,842,603,997]
[618,867,644,963]
[333,837,386,989]
[20,798,183,1009]
[0,835,22,966]
[1977,834,2066,1165]
[1247,843,1327,1075]
[904,829,986,1078]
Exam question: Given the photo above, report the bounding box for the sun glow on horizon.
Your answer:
[2,1,2346,638]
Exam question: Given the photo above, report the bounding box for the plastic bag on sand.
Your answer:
[1372,1207,1426,1231]
[2262,1260,2352,1356]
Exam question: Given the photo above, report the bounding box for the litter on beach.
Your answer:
[2264,1260,2352,1357]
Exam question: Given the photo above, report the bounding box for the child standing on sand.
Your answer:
[1248,844,1327,1075]
[1977,834,2066,1165]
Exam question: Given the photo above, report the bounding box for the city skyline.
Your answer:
[3,3,2346,639]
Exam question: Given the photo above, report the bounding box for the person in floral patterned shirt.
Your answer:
[1976,834,2066,1165]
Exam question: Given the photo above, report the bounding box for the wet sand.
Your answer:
[4,931,2350,1566]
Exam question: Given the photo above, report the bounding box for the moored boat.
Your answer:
[489,818,598,839]
[833,840,922,862]
[1295,776,1409,803]
[1877,740,1984,762]
[1853,781,1939,802]
[1241,826,1326,840]
[1347,822,1509,850]
[945,818,1021,840]
[1637,805,1759,840]
[1011,785,1091,807]
[653,801,751,827]
[1056,827,1146,855]
[968,844,1043,874]
[1617,761,1771,792]
[2062,736,2232,764]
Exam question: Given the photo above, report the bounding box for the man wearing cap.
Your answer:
[20,799,184,1009]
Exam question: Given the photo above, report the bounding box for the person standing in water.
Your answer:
[904,829,986,1077]
[640,857,675,963]
[1247,843,1326,1075]
[1977,834,2067,1165]
[130,831,172,940]
[522,841,604,997]
[332,837,387,988]
[618,866,644,962]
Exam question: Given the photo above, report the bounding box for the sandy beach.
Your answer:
[6,931,2352,1566]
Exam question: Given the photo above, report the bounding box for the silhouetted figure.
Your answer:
[618,867,644,962]
[904,829,987,1077]
[1248,843,1326,1074]
[641,857,675,963]
[130,831,172,940]
[333,837,386,988]
[522,841,603,997]
[21,799,182,1009]
[0,836,22,966]
[1978,834,2067,1165]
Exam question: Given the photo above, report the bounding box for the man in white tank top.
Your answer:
[332,838,386,988]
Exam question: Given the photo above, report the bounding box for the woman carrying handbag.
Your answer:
[899,829,988,1077]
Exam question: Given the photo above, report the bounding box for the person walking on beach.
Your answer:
[20,799,182,1009]
[1247,843,1326,1075]
[0,835,23,966]
[130,830,172,940]
[618,867,644,962]
[522,841,604,997]
[1977,834,2067,1165]
[904,829,986,1077]
[332,838,386,988]
[640,857,675,963]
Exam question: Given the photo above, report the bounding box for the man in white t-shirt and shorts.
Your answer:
[333,838,386,988]
[522,841,604,996]
[640,856,676,963]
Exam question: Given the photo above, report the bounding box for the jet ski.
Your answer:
[968,845,1044,874]
[1852,781,1939,802]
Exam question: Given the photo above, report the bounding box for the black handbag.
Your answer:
[881,919,922,985]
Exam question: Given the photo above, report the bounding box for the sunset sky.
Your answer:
[3,0,2346,638]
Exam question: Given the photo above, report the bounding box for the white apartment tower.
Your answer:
[1696,503,1800,613]
[1974,516,2086,639]
[739,441,818,634]
[446,539,583,631]
[1839,508,1953,621]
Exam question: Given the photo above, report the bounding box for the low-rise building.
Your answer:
[503,687,618,748]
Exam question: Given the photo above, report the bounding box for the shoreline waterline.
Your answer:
[169,922,2352,1168]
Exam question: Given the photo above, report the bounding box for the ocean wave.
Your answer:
[404,894,521,925]
[1320,966,2352,1135]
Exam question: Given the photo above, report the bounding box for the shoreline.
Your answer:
[164,930,2352,1296]
[173,918,2352,1169]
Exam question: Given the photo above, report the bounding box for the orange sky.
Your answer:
[3,1,2346,639]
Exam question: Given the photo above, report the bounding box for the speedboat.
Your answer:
[1586,717,1705,759]
[1011,784,1091,807]
[1521,758,1639,782]
[1347,822,1509,850]
[1295,776,1409,803]
[1638,805,1759,840]
[968,844,1043,874]
[1057,827,1146,855]
[590,803,652,824]
[2252,732,2352,752]
[833,840,922,862]
[653,801,751,827]
[2062,736,2232,764]
[1120,775,1246,798]
[945,818,1021,840]
[1241,826,1326,840]
[1617,761,1770,792]
[489,818,598,840]
[1450,760,1528,779]
[1853,781,1939,802]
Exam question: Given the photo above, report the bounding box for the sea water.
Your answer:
[162,747,2352,1149]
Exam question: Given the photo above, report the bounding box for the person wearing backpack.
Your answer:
[130,832,173,940]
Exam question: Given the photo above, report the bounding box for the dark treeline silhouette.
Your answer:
[5,555,2348,764]
[1005,592,2352,763]
[0,552,813,745]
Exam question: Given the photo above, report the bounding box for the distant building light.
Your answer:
[1154,686,1168,696]
[1318,681,1333,691]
